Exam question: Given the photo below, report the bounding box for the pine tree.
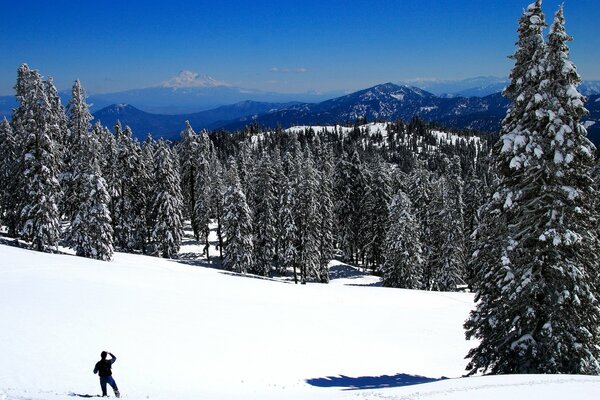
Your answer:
[407,163,434,287]
[113,126,147,251]
[63,80,93,221]
[142,134,158,253]
[13,66,63,252]
[363,156,392,273]
[315,145,335,283]
[465,3,600,375]
[151,140,184,258]
[177,121,201,239]
[223,158,254,273]
[296,149,321,283]
[0,118,17,231]
[430,157,467,291]
[252,154,278,276]
[193,129,215,259]
[210,158,226,260]
[67,127,113,261]
[382,191,423,289]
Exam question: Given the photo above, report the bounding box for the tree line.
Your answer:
[0,64,488,287]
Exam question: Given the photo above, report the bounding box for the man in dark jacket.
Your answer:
[93,351,120,398]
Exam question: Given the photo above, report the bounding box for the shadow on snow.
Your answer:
[306,373,447,390]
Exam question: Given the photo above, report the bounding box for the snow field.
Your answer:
[1,238,599,399]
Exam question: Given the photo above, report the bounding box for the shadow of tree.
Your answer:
[306,373,447,390]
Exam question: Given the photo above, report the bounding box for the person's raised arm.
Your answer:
[109,352,117,364]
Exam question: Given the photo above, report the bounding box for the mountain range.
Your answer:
[2,78,599,143]
[87,83,600,144]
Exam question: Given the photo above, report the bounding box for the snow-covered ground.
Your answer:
[1,230,599,399]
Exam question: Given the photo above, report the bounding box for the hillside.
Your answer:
[92,101,299,141]
[1,232,599,399]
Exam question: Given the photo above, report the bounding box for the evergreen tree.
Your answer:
[429,157,467,291]
[407,163,434,287]
[210,158,226,260]
[151,140,184,258]
[252,154,278,276]
[382,191,423,289]
[63,80,93,221]
[315,145,335,283]
[223,158,254,273]
[0,118,17,230]
[296,149,321,283]
[16,67,63,251]
[193,129,215,259]
[67,126,113,261]
[113,126,147,251]
[465,3,600,375]
[363,156,392,273]
[177,121,201,239]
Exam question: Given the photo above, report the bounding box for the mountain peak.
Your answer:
[161,70,230,89]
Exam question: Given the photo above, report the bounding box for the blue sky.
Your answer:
[0,0,598,95]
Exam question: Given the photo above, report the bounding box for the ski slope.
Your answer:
[1,237,599,399]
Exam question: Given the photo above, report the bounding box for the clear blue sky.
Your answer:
[0,0,598,95]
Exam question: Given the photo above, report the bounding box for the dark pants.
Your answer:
[99,375,119,397]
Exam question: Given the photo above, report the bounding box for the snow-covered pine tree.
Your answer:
[382,190,423,289]
[44,76,68,175]
[429,156,467,291]
[314,144,335,283]
[279,175,298,280]
[15,66,63,252]
[151,140,184,258]
[66,125,114,261]
[252,154,278,276]
[193,129,215,260]
[177,121,201,239]
[210,158,226,260]
[93,121,116,189]
[223,158,254,273]
[466,3,600,375]
[296,148,321,284]
[113,126,147,251]
[334,150,368,264]
[142,134,158,253]
[0,118,17,231]
[429,176,467,292]
[407,162,434,287]
[363,156,392,273]
[63,80,93,221]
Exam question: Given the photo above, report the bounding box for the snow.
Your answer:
[1,230,600,400]
[390,93,405,101]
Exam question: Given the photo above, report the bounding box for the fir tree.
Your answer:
[63,80,93,221]
[382,191,423,289]
[16,67,63,252]
[252,154,278,276]
[223,158,254,273]
[296,149,321,283]
[151,140,184,258]
[363,156,392,273]
[193,129,215,259]
[177,121,201,239]
[0,118,17,231]
[465,3,600,375]
[67,127,113,261]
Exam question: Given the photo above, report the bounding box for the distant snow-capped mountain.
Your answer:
[222,83,510,132]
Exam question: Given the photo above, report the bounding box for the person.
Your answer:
[93,351,120,398]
